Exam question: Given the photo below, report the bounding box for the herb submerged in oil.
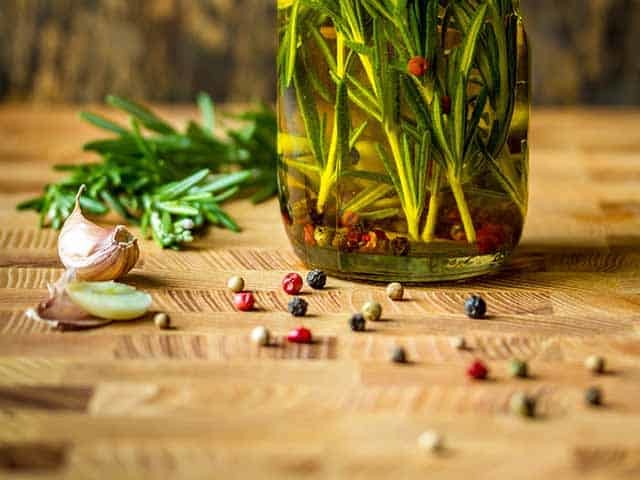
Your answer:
[277,0,529,266]
[18,95,278,249]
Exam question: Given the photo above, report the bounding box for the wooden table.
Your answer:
[1,107,639,479]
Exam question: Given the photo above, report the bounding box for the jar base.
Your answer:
[292,242,512,283]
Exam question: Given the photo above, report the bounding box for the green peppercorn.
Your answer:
[585,386,603,406]
[585,355,605,374]
[386,282,404,301]
[361,301,382,322]
[313,226,333,247]
[509,392,536,418]
[154,312,171,330]
[509,359,528,378]
[390,346,407,364]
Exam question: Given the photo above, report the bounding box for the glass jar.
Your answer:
[277,0,530,282]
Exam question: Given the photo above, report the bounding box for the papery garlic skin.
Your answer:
[58,187,140,281]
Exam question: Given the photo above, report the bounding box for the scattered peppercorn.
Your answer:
[306,269,327,290]
[417,430,443,452]
[467,359,489,380]
[509,359,529,378]
[585,355,606,374]
[407,56,429,77]
[287,326,312,344]
[449,336,466,350]
[227,275,245,293]
[350,313,366,332]
[234,292,255,311]
[386,282,404,301]
[250,325,270,346]
[154,312,171,330]
[585,386,603,406]
[464,295,487,319]
[288,296,308,317]
[390,346,407,364]
[509,392,536,418]
[282,272,304,295]
[441,95,452,114]
[361,301,382,322]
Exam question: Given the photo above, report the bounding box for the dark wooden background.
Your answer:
[0,0,638,105]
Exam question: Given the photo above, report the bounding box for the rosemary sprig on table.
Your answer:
[17,95,278,249]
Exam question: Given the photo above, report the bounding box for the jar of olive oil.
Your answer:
[277,0,530,281]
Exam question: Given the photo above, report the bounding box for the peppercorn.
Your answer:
[226,275,245,293]
[361,301,382,322]
[288,296,308,317]
[441,95,452,114]
[282,272,304,295]
[234,292,255,311]
[350,313,366,332]
[449,336,466,350]
[313,226,333,247]
[585,355,606,374]
[303,224,317,246]
[585,386,603,406]
[509,392,536,418]
[407,56,429,77]
[467,359,489,380]
[450,224,466,242]
[509,359,529,378]
[417,430,443,452]
[154,312,171,330]
[341,210,360,228]
[349,147,361,165]
[464,295,487,319]
[386,282,404,301]
[391,236,410,256]
[390,346,407,364]
[287,326,312,344]
[250,325,270,346]
[306,269,327,290]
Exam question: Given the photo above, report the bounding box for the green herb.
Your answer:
[17,95,278,249]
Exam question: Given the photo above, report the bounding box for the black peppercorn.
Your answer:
[306,269,327,290]
[585,386,603,406]
[391,236,410,256]
[288,296,308,317]
[350,313,366,332]
[390,346,407,364]
[464,295,487,319]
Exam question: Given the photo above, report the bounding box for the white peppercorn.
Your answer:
[227,275,245,293]
[386,282,404,301]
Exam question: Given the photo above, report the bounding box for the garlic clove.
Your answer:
[65,281,152,320]
[58,186,140,281]
[26,271,112,330]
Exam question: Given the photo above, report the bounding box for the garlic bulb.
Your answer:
[58,186,140,281]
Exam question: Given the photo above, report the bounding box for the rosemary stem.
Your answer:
[422,166,441,242]
[447,172,477,243]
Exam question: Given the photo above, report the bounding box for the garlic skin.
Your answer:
[58,187,140,281]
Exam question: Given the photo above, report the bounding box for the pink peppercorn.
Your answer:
[407,56,429,76]
[282,272,303,295]
[467,360,489,380]
[233,292,255,311]
[287,326,312,344]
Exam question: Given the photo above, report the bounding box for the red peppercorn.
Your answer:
[467,360,489,380]
[282,272,303,295]
[303,224,317,246]
[476,223,506,255]
[441,96,452,114]
[407,56,429,76]
[233,292,255,311]
[287,326,312,344]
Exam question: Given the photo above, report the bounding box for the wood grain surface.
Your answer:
[0,106,639,479]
